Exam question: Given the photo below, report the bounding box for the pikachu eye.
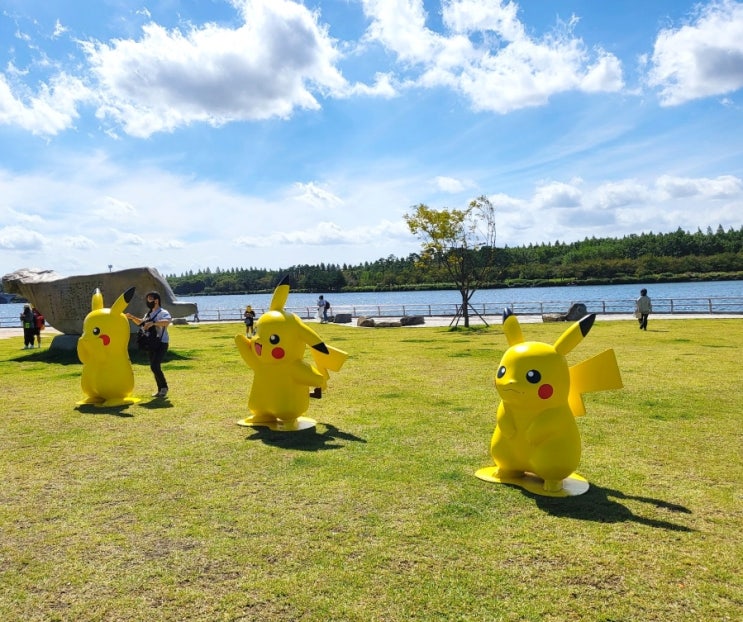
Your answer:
[526,369,541,384]
[497,366,507,378]
[269,334,280,345]
[93,327,101,336]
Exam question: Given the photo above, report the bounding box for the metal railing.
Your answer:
[2,297,741,328]
[186,296,743,323]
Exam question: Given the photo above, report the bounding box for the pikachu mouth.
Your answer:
[500,386,522,394]
[254,342,262,356]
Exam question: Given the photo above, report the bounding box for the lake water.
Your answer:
[2,280,741,327]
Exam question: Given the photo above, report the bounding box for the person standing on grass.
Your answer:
[244,305,256,336]
[126,291,172,398]
[635,288,652,331]
[20,304,35,348]
[32,306,45,348]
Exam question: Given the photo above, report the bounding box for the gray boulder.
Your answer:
[2,266,196,335]
[565,302,588,321]
[541,302,589,323]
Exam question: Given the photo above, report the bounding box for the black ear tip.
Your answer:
[579,313,596,336]
[124,286,136,303]
[503,308,514,322]
[312,342,330,354]
[278,274,291,286]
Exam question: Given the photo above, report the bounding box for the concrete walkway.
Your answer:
[1,313,740,341]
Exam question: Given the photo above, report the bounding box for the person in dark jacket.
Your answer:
[20,304,35,348]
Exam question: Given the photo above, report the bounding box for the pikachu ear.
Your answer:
[295,317,324,348]
[502,308,524,346]
[91,288,104,311]
[269,275,291,311]
[554,314,595,356]
[111,287,135,315]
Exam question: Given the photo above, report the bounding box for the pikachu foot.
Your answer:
[76,396,105,405]
[237,415,316,432]
[475,468,589,497]
[543,479,564,493]
[495,468,525,479]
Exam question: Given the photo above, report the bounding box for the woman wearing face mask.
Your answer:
[126,291,172,398]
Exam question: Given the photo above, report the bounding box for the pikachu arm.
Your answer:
[568,349,623,417]
[495,402,518,439]
[290,360,327,389]
[235,334,258,370]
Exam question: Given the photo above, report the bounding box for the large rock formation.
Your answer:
[2,267,196,335]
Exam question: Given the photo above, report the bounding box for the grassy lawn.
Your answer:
[1,318,741,621]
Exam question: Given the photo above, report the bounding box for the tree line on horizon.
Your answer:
[166,225,743,295]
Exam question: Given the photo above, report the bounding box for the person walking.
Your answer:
[244,305,256,336]
[317,295,326,323]
[126,291,172,397]
[635,288,652,331]
[32,306,45,348]
[20,304,35,348]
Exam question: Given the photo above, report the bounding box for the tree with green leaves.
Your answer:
[404,195,497,327]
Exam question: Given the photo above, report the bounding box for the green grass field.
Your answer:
[1,318,741,621]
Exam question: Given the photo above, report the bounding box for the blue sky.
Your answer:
[1,0,741,277]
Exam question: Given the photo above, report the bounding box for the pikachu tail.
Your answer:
[311,344,349,380]
[568,348,623,417]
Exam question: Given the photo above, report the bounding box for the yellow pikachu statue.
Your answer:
[77,286,140,407]
[476,309,622,496]
[235,276,348,431]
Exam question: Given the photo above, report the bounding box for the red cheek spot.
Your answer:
[100,335,110,346]
[272,347,285,359]
[538,384,553,399]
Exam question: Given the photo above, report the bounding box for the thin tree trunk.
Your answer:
[461,290,470,327]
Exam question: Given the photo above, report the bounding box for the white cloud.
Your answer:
[116,232,146,246]
[361,0,624,113]
[91,196,139,221]
[52,20,68,39]
[0,226,46,250]
[64,235,97,250]
[234,219,410,248]
[82,0,350,137]
[595,180,651,209]
[647,0,743,105]
[434,175,466,193]
[293,182,344,208]
[0,72,89,136]
[534,181,583,208]
[656,174,743,199]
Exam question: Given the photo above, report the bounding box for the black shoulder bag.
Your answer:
[136,309,161,351]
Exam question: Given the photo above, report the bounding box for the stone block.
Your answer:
[2,267,197,335]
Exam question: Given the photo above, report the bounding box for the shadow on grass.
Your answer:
[10,348,80,365]
[10,349,193,366]
[137,397,175,410]
[245,423,366,452]
[531,484,694,532]
[74,396,175,414]
[74,403,136,417]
